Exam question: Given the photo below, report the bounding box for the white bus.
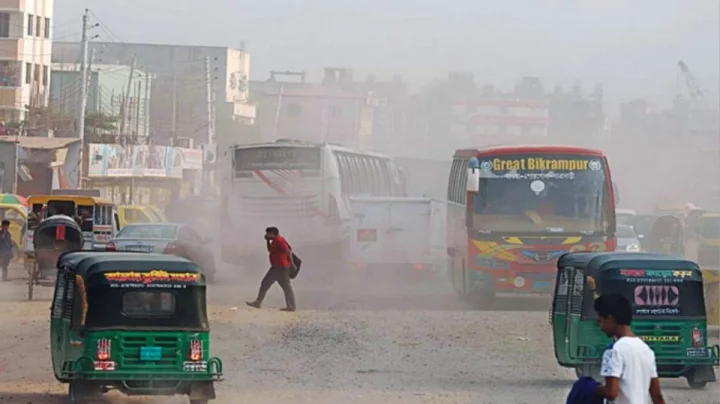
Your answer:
[220,139,407,264]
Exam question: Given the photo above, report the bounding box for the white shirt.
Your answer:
[600,336,658,404]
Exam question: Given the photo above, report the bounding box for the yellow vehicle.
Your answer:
[0,203,27,259]
[27,195,119,254]
[696,212,720,328]
[148,205,167,222]
[117,205,165,228]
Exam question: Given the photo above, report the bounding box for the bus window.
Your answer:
[78,205,94,232]
[102,206,113,226]
[336,153,350,194]
[357,157,372,195]
[377,160,392,196]
[48,201,75,217]
[348,155,363,195]
[370,158,385,196]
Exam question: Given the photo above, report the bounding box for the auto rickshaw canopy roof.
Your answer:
[58,252,206,286]
[558,252,700,273]
[27,195,114,206]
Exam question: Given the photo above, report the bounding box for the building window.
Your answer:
[44,17,50,39]
[33,63,40,83]
[0,61,18,86]
[25,63,31,84]
[27,14,33,36]
[0,13,9,38]
[42,65,48,86]
[287,103,301,117]
[35,16,41,37]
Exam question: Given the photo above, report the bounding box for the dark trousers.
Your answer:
[256,266,296,309]
[0,254,10,279]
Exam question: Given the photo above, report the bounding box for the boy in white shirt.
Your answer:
[594,293,665,404]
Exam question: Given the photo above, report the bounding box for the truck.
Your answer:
[344,196,446,279]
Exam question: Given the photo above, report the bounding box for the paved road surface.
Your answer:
[0,263,717,403]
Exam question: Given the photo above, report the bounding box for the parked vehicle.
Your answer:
[106,223,216,282]
[344,197,446,280]
[551,252,718,388]
[28,215,84,300]
[117,205,164,228]
[50,252,222,403]
[615,224,641,252]
[650,215,685,257]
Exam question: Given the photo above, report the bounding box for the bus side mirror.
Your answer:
[612,181,619,205]
[467,168,480,192]
[447,247,456,257]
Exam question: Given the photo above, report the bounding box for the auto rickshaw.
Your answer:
[551,252,719,389]
[50,252,222,403]
[29,215,84,300]
[649,214,685,257]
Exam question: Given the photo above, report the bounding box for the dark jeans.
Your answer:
[0,253,10,279]
[256,266,296,310]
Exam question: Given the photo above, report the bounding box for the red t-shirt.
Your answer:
[269,235,291,268]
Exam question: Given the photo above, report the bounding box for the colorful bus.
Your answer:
[220,139,407,265]
[447,145,617,307]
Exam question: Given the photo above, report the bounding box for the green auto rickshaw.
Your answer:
[551,251,719,389]
[50,251,222,403]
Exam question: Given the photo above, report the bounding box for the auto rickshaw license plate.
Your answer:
[140,346,162,361]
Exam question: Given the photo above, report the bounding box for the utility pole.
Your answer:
[119,54,137,137]
[204,56,215,145]
[76,9,89,188]
[203,56,216,193]
[171,73,177,144]
[144,72,151,140]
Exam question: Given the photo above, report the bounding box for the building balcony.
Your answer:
[0,0,24,11]
[0,38,22,58]
[0,87,23,109]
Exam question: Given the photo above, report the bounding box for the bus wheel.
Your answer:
[469,291,496,310]
[189,400,209,404]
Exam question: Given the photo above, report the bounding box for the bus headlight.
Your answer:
[626,244,640,252]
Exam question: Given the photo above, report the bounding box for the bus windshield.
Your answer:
[234,146,321,177]
[471,154,610,234]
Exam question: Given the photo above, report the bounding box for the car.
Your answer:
[616,224,641,252]
[106,223,216,282]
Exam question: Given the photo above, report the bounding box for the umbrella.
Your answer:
[0,193,28,206]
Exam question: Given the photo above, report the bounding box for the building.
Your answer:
[0,0,53,123]
[251,68,376,150]
[50,63,152,138]
[52,41,256,149]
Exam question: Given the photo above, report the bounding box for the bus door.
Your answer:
[92,204,114,250]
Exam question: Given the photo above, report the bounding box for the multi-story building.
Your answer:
[52,41,255,148]
[50,63,152,138]
[0,0,53,123]
[251,68,376,150]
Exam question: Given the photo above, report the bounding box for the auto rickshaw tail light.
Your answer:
[106,241,116,252]
[189,339,203,361]
[97,338,111,360]
[691,327,703,347]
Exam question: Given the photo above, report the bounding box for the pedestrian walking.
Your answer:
[594,293,665,404]
[0,219,14,281]
[246,226,297,312]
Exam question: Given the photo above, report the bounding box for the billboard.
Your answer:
[451,98,550,140]
[88,144,183,178]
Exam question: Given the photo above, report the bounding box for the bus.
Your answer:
[447,145,617,307]
[220,139,406,265]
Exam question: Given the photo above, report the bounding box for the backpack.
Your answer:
[286,242,302,279]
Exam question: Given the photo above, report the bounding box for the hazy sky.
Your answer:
[54,0,719,108]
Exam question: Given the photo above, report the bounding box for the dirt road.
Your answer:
[0,264,717,403]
